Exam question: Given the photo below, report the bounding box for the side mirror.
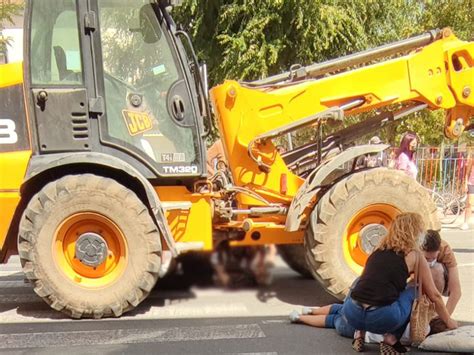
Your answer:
[139,4,160,44]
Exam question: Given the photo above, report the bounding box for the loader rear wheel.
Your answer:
[18,174,162,318]
[277,244,311,278]
[305,168,439,300]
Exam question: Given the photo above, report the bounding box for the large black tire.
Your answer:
[305,168,439,300]
[277,244,312,278]
[18,174,162,318]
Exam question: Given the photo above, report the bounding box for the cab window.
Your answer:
[30,0,83,85]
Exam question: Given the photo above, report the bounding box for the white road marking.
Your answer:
[0,302,255,324]
[260,320,286,324]
[458,262,474,267]
[0,324,265,349]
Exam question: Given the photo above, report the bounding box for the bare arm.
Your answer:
[419,256,457,328]
[446,267,462,315]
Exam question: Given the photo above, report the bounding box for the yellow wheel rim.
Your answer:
[343,204,400,274]
[53,212,128,288]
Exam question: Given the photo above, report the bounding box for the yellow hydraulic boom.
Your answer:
[208,28,473,295]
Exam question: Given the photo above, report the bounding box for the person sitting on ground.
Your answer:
[421,230,461,321]
[342,213,457,354]
[289,303,425,347]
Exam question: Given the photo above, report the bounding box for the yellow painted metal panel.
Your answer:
[0,193,20,250]
[408,38,457,108]
[446,42,474,107]
[155,186,213,251]
[0,150,31,189]
[0,62,23,88]
[0,150,31,250]
[229,224,304,247]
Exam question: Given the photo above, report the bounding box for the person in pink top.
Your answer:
[395,131,419,179]
[461,150,474,230]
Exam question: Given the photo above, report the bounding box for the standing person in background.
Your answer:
[461,150,474,230]
[395,132,419,179]
[367,136,387,167]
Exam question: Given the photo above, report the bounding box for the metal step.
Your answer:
[161,201,192,211]
[175,242,205,253]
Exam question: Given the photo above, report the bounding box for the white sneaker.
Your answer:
[302,307,313,315]
[461,223,469,230]
[289,310,301,323]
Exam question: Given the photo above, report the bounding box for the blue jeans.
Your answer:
[325,304,356,338]
[342,287,415,339]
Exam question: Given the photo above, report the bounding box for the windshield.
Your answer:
[98,0,200,171]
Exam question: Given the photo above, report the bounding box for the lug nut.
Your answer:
[463,86,471,98]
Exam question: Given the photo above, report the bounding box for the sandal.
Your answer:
[380,341,407,354]
[352,337,365,352]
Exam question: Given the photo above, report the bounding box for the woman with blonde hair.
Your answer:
[342,213,457,354]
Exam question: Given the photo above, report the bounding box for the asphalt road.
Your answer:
[0,228,472,354]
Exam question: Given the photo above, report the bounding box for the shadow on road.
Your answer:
[256,267,338,306]
[152,252,338,308]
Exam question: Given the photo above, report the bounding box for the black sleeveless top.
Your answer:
[351,249,409,306]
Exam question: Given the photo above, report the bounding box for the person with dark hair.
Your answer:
[395,131,418,179]
[421,230,461,316]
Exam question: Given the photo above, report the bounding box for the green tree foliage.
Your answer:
[0,0,23,47]
[174,0,421,84]
[173,1,473,145]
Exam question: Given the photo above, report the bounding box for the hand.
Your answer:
[446,318,458,330]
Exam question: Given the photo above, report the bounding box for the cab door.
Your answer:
[91,1,206,178]
[26,0,94,153]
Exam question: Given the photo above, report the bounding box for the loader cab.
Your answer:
[25,0,207,180]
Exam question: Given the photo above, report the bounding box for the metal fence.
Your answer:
[413,145,473,196]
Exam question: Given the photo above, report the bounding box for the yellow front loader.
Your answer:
[0,1,472,318]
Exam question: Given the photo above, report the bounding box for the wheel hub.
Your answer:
[359,224,388,254]
[75,232,108,267]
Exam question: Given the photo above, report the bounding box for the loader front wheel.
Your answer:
[18,174,161,318]
[277,244,311,278]
[305,168,439,300]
